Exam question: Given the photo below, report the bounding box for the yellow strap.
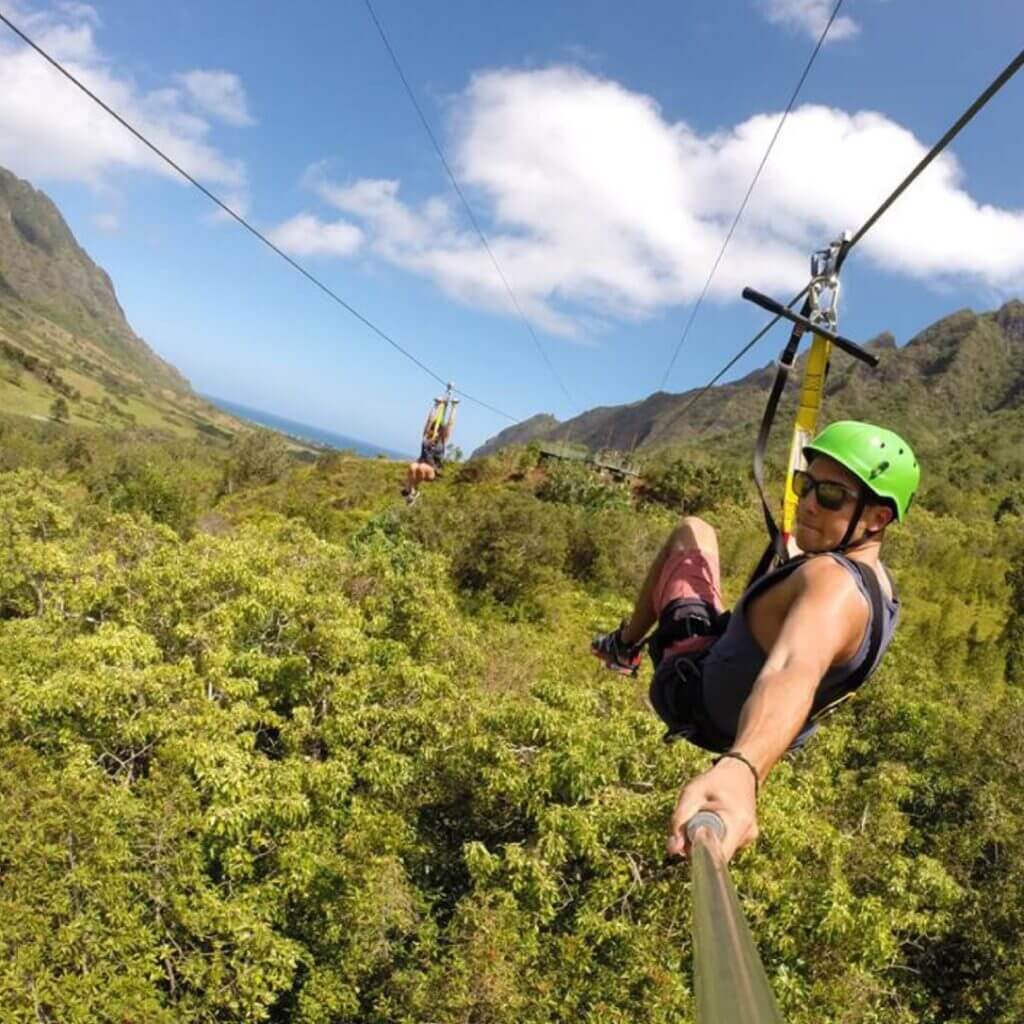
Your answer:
[427,401,445,441]
[782,332,831,537]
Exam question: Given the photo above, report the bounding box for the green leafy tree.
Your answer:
[0,412,1023,1022]
[49,395,69,422]
[1006,557,1024,686]
[220,429,290,495]
[537,459,632,512]
[643,459,746,514]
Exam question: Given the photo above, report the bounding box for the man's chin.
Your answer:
[794,527,832,553]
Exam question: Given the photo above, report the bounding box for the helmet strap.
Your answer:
[834,489,870,553]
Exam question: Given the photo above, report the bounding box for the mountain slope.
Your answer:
[474,301,1024,458]
[0,164,271,445]
[0,165,186,392]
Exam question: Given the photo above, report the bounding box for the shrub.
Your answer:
[536,460,632,512]
[49,396,69,422]
[220,429,290,494]
[643,458,747,514]
[85,448,214,536]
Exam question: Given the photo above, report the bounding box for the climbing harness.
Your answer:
[646,598,729,670]
[424,382,459,445]
[647,549,893,751]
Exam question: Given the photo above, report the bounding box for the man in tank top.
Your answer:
[591,421,919,862]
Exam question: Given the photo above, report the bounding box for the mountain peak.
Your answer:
[475,300,1024,457]
[995,298,1024,341]
[0,164,186,391]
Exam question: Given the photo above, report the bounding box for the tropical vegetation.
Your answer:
[2,414,1023,1023]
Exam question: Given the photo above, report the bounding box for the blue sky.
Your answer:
[1,0,1023,453]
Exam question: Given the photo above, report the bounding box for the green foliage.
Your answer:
[0,352,21,386]
[453,453,511,486]
[408,489,570,615]
[1005,555,1024,687]
[86,453,201,535]
[536,460,632,512]
[49,395,69,422]
[220,429,290,495]
[0,413,1023,1022]
[643,458,747,515]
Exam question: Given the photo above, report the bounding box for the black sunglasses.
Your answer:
[791,469,860,511]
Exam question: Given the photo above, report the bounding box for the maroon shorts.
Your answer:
[651,547,724,661]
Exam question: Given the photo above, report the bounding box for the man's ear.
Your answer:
[865,503,895,532]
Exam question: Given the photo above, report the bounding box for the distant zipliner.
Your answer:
[402,384,459,505]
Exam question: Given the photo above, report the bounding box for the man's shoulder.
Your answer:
[786,553,866,599]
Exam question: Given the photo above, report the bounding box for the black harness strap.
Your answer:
[809,558,887,721]
[743,554,889,720]
[647,597,729,669]
[748,295,815,587]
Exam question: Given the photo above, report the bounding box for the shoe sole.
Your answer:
[590,648,639,677]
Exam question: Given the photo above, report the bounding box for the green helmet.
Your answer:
[803,420,919,521]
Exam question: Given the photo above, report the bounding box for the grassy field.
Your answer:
[0,297,322,453]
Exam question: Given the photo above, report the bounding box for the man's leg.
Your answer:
[621,516,720,645]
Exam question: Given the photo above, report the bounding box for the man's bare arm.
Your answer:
[667,558,867,860]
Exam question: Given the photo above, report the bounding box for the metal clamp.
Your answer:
[807,231,850,332]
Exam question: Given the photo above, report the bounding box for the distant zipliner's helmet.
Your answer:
[803,420,919,522]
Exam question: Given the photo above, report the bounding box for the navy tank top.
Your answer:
[700,553,900,743]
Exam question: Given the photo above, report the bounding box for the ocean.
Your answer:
[204,395,411,460]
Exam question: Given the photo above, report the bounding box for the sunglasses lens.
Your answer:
[817,482,848,510]
[793,470,851,510]
[792,470,813,498]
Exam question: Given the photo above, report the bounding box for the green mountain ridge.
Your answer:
[0,165,186,392]
[0,164,309,448]
[474,301,1024,459]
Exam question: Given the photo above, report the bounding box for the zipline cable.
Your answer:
[672,284,810,424]
[363,0,579,416]
[658,0,845,391]
[677,42,1024,426]
[840,44,1024,262]
[0,10,521,426]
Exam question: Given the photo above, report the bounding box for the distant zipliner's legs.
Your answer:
[403,461,437,502]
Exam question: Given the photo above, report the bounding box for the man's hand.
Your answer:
[666,757,758,862]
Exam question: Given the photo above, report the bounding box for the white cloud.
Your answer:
[55,2,100,27]
[0,2,249,192]
[758,0,860,43]
[177,70,255,126]
[270,65,1024,339]
[267,212,364,257]
[93,210,120,233]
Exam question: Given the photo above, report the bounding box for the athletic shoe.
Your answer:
[591,622,644,677]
